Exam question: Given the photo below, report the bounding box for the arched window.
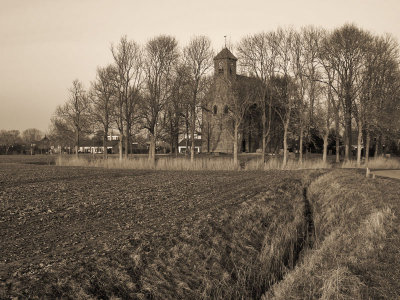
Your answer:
[224,105,229,114]
[213,105,218,115]
[218,61,223,74]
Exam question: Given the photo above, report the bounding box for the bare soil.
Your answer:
[0,162,319,298]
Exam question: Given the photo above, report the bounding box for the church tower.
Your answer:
[214,47,237,80]
[205,48,238,153]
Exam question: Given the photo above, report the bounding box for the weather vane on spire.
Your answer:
[224,35,227,48]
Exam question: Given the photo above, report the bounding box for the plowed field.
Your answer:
[0,163,319,299]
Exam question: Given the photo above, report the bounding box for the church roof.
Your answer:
[214,48,237,61]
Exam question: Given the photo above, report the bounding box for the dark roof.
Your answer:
[236,74,259,84]
[214,48,237,61]
[178,139,202,147]
[236,74,251,81]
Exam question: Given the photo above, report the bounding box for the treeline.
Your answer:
[236,24,400,166]
[50,24,400,166]
[51,35,213,163]
[0,129,47,155]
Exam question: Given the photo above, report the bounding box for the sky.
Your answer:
[1,0,399,133]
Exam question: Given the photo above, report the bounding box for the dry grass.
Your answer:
[56,155,333,171]
[245,157,332,170]
[56,156,239,171]
[264,169,400,299]
[341,156,400,169]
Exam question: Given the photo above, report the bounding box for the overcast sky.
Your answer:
[1,0,399,133]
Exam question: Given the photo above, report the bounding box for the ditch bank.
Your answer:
[263,169,400,299]
[253,171,323,299]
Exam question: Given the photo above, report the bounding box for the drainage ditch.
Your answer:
[258,181,316,299]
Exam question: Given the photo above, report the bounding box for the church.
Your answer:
[202,48,263,154]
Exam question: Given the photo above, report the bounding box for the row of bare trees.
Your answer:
[50,24,400,166]
[236,24,400,166]
[0,129,45,155]
[51,35,214,163]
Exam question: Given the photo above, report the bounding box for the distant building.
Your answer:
[202,48,260,153]
[178,138,202,154]
[107,134,120,141]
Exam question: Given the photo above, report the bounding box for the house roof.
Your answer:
[214,48,237,61]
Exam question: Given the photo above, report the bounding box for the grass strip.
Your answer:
[264,169,400,299]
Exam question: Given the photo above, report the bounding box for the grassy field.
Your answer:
[1,156,400,299]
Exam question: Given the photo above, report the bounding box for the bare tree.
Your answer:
[54,79,91,157]
[22,128,43,155]
[275,28,295,166]
[142,35,179,163]
[322,24,371,161]
[0,130,21,155]
[89,64,116,159]
[49,117,75,154]
[315,83,334,162]
[228,78,257,166]
[317,39,343,163]
[367,35,400,160]
[111,36,143,160]
[237,31,279,160]
[164,64,190,155]
[183,36,214,162]
[289,30,309,164]
[301,26,325,159]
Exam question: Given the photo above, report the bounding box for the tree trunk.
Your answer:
[174,130,179,157]
[190,109,195,163]
[374,134,380,158]
[266,91,272,152]
[356,120,362,167]
[335,111,340,163]
[365,130,370,166]
[103,134,108,160]
[148,124,156,164]
[322,131,328,163]
[75,131,79,158]
[233,124,239,167]
[282,122,289,168]
[185,119,189,156]
[170,134,174,157]
[119,135,123,161]
[262,110,266,162]
[344,90,352,161]
[344,130,350,161]
[175,131,179,156]
[299,125,303,164]
[124,127,129,159]
[344,108,352,161]
[148,134,155,163]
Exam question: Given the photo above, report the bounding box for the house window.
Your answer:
[224,105,229,114]
[213,105,218,115]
